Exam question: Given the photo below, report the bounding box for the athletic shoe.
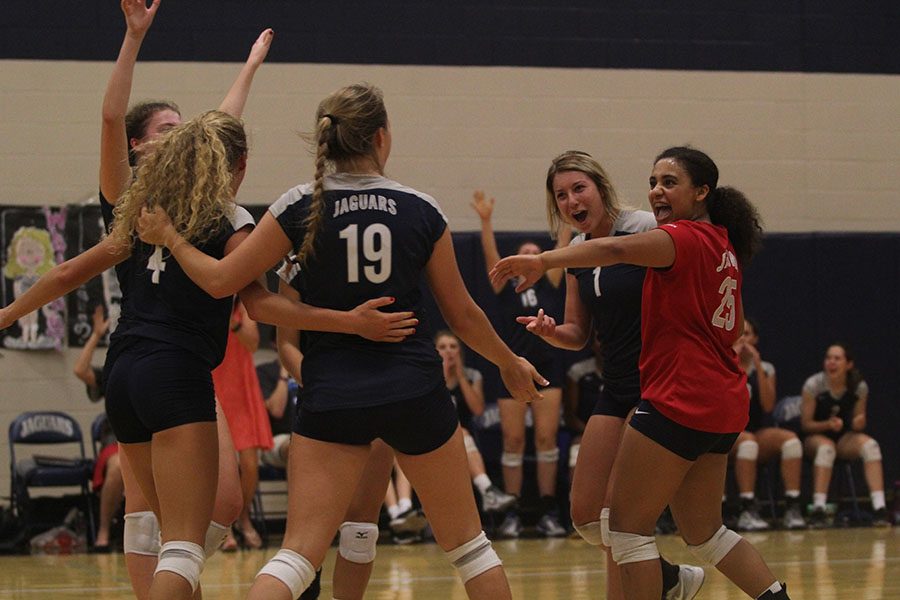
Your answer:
[736,508,770,531]
[871,507,892,528]
[481,486,517,513]
[757,582,789,599]
[389,508,428,535]
[392,530,423,545]
[497,513,523,539]
[782,506,807,530]
[665,565,705,600]
[807,506,829,529]
[536,513,567,538]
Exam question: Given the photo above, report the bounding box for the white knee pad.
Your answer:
[257,549,316,599]
[445,531,502,583]
[463,432,479,454]
[736,440,759,461]
[123,511,161,556]
[204,521,229,558]
[155,541,205,592]
[861,439,882,463]
[568,442,580,468]
[501,452,523,468]
[814,444,836,468]
[339,521,379,564]
[687,525,742,566]
[536,448,560,463]
[573,519,605,547]
[780,437,802,460]
[609,530,659,565]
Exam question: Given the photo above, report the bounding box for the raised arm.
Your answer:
[545,222,572,289]
[73,305,110,387]
[100,0,161,204]
[217,29,274,118]
[425,229,547,403]
[491,228,675,293]
[1,238,128,330]
[470,190,504,293]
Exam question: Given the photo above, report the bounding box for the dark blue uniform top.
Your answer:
[270,173,448,411]
[496,276,559,365]
[101,191,254,368]
[803,372,868,441]
[567,210,655,385]
[745,361,776,432]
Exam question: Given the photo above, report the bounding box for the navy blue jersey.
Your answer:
[745,361,776,432]
[100,191,135,300]
[109,204,254,368]
[803,372,868,441]
[568,210,655,384]
[270,173,447,410]
[566,357,604,425]
[447,366,482,431]
[496,275,559,365]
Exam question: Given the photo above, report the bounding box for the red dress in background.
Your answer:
[212,305,273,452]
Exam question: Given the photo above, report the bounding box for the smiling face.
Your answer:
[15,236,46,272]
[552,170,610,237]
[823,345,852,381]
[648,158,710,225]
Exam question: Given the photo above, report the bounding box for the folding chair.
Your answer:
[9,411,96,542]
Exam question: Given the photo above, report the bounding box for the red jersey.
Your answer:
[639,220,748,433]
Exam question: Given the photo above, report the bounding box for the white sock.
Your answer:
[397,498,412,514]
[813,493,828,508]
[757,581,783,598]
[473,474,492,495]
[740,492,755,501]
[785,490,800,499]
[871,491,886,511]
[387,504,401,520]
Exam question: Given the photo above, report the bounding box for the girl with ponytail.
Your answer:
[491,146,792,600]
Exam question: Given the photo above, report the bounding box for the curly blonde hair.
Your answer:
[296,83,388,265]
[109,110,247,249]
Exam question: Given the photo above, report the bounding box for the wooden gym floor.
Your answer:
[0,527,897,599]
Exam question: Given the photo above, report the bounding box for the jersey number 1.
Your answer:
[339,224,392,284]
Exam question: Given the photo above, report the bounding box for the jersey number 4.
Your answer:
[711,276,737,331]
[339,224,392,284]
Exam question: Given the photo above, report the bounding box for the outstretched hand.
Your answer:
[516,308,557,339]
[247,28,274,68]
[499,356,548,404]
[351,297,418,343]
[490,254,546,293]
[137,206,175,246]
[470,190,495,221]
[121,0,161,36]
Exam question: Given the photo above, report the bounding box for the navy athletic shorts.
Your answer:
[592,376,641,419]
[628,400,738,461]
[104,337,216,444]
[295,383,458,455]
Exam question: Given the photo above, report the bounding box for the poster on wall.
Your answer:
[0,205,68,350]
[64,202,120,347]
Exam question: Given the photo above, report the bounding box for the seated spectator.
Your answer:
[801,343,890,527]
[257,359,297,470]
[71,305,123,552]
[435,330,516,515]
[562,340,603,486]
[729,318,806,531]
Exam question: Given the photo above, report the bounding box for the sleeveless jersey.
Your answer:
[568,210,655,384]
[803,372,868,440]
[640,220,748,433]
[447,366,482,431]
[108,202,254,368]
[496,275,558,365]
[745,361,776,432]
[270,173,447,410]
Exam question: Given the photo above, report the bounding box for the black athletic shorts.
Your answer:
[295,383,458,456]
[628,400,738,461]
[104,337,216,444]
[592,376,641,419]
